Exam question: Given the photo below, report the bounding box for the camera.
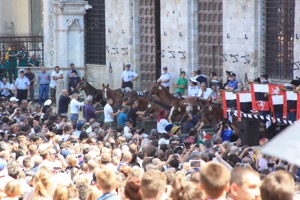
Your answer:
[189,160,201,168]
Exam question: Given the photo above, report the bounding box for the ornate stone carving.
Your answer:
[66,18,81,29]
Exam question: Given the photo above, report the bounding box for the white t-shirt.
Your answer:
[69,99,84,114]
[157,119,169,133]
[104,103,114,122]
[123,126,132,139]
[188,85,200,97]
[121,70,138,82]
[197,88,213,99]
[50,71,63,88]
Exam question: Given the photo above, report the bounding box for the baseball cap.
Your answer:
[164,124,174,132]
[44,99,52,106]
[125,118,133,124]
[170,126,181,135]
[10,97,19,102]
[76,121,85,129]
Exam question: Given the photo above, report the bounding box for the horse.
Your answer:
[75,79,105,106]
[195,100,223,129]
[102,84,123,107]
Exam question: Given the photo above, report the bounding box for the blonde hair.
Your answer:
[141,170,167,199]
[4,180,21,198]
[67,155,78,167]
[33,167,53,199]
[171,176,203,200]
[53,185,68,200]
[95,168,117,192]
[87,186,102,200]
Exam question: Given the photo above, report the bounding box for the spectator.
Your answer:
[195,69,207,84]
[124,176,142,200]
[18,46,28,67]
[50,66,64,103]
[117,106,127,127]
[229,167,261,200]
[57,89,71,117]
[24,68,35,102]
[121,63,139,89]
[95,168,119,200]
[83,96,102,122]
[127,100,146,127]
[68,70,81,95]
[200,162,230,200]
[14,69,30,103]
[157,66,171,90]
[69,93,85,123]
[261,170,295,200]
[37,67,51,105]
[157,109,169,134]
[67,63,81,81]
[197,82,212,100]
[188,77,200,97]
[175,71,188,97]
[28,54,40,67]
[104,98,119,129]
[171,176,202,200]
[141,170,166,200]
[3,179,21,200]
[217,120,239,142]
[225,72,239,91]
[0,78,13,99]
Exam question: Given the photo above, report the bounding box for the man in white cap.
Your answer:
[157,66,171,90]
[188,77,200,97]
[14,69,30,103]
[121,63,139,89]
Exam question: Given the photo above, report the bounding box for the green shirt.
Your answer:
[176,78,188,94]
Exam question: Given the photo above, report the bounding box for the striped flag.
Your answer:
[250,84,269,111]
[236,92,252,120]
[222,91,236,118]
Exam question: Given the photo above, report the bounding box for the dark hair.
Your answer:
[180,71,186,75]
[189,128,197,136]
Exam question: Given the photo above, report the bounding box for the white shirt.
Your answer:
[50,71,63,88]
[157,119,169,133]
[104,103,114,122]
[197,88,213,99]
[69,99,84,114]
[121,70,138,82]
[188,85,200,97]
[157,73,171,87]
[0,82,11,96]
[123,126,132,139]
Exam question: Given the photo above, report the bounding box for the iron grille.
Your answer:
[265,0,295,80]
[0,35,43,64]
[198,0,223,77]
[139,0,161,90]
[84,0,106,65]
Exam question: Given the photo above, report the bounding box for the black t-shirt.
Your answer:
[25,72,35,86]
[58,95,71,115]
[127,107,138,127]
[196,75,207,84]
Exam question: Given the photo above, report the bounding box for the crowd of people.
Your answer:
[0,59,298,199]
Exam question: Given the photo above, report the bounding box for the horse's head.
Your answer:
[74,81,85,93]
[149,82,163,96]
[102,84,110,99]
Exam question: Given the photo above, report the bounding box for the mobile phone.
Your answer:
[189,160,201,168]
[213,145,220,153]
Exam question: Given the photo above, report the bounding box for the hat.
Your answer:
[163,66,168,70]
[165,124,174,132]
[189,77,198,84]
[125,118,133,124]
[86,95,93,102]
[260,74,268,79]
[226,70,233,75]
[10,97,19,102]
[70,63,74,66]
[291,80,300,86]
[229,72,236,77]
[18,69,25,73]
[76,121,85,129]
[170,126,181,135]
[71,69,77,73]
[44,99,52,106]
[125,63,131,67]
[0,158,6,171]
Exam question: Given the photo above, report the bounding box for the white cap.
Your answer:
[44,99,52,106]
[9,97,19,102]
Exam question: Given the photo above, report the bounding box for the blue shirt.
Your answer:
[97,193,120,200]
[38,71,51,85]
[221,129,234,142]
[15,76,30,90]
[117,112,127,127]
[227,80,238,90]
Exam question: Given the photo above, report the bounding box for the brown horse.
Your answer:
[195,100,223,129]
[75,80,105,105]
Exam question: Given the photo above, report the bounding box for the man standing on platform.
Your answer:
[121,63,139,89]
[14,69,30,103]
[37,67,51,105]
[24,68,35,102]
[50,66,64,104]
[157,66,171,90]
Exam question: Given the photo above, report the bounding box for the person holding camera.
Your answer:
[217,119,240,142]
